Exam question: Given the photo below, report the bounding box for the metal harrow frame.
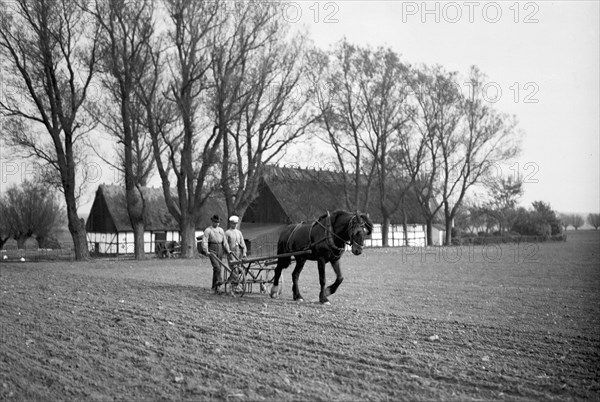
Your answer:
[211,250,312,297]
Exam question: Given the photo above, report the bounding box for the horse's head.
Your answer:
[349,212,373,255]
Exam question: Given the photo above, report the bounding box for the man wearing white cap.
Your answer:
[225,215,247,261]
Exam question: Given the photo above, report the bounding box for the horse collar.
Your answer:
[312,211,346,254]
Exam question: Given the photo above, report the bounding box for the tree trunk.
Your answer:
[180,219,196,258]
[425,219,433,246]
[381,215,390,247]
[402,208,409,246]
[126,202,145,259]
[126,188,146,260]
[132,220,146,259]
[66,203,89,261]
[445,217,453,245]
[220,119,233,215]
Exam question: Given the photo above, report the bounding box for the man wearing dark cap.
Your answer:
[202,215,231,293]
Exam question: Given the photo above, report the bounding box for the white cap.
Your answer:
[229,215,239,223]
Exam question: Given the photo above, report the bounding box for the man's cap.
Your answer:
[229,215,239,223]
[211,215,220,223]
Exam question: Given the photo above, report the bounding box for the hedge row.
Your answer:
[452,234,567,245]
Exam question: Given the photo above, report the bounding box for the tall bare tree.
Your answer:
[310,41,375,212]
[405,65,460,245]
[215,3,317,218]
[141,0,222,258]
[440,66,520,244]
[358,46,413,246]
[313,41,421,246]
[90,0,156,259]
[0,0,100,260]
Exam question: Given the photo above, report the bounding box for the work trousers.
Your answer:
[208,243,225,289]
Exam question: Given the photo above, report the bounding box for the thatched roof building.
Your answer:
[86,185,226,234]
[244,165,426,225]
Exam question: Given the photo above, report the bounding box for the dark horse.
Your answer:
[270,210,373,304]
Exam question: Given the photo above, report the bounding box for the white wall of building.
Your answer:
[431,227,445,246]
[87,231,183,254]
[365,223,426,247]
[88,223,429,255]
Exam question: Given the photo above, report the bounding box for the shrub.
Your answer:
[512,201,562,236]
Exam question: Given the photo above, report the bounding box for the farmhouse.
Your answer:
[243,165,431,250]
[85,185,226,254]
[86,166,438,255]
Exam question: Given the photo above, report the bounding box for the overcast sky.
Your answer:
[1,1,598,216]
[297,0,599,214]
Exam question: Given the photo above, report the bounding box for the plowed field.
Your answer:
[1,231,599,401]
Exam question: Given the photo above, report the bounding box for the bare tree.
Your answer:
[570,214,584,230]
[2,181,64,249]
[358,46,413,246]
[90,0,156,259]
[313,41,419,246]
[587,213,600,230]
[405,65,460,245]
[310,41,375,212]
[215,3,317,218]
[439,66,520,244]
[395,120,434,245]
[0,0,100,260]
[141,0,222,258]
[558,213,571,231]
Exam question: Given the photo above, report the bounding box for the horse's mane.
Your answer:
[316,210,350,223]
[318,210,374,235]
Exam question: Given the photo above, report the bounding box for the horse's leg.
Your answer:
[318,258,330,304]
[325,259,344,297]
[270,267,282,298]
[291,258,306,301]
[270,256,291,298]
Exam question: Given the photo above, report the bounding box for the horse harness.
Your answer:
[289,211,365,258]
